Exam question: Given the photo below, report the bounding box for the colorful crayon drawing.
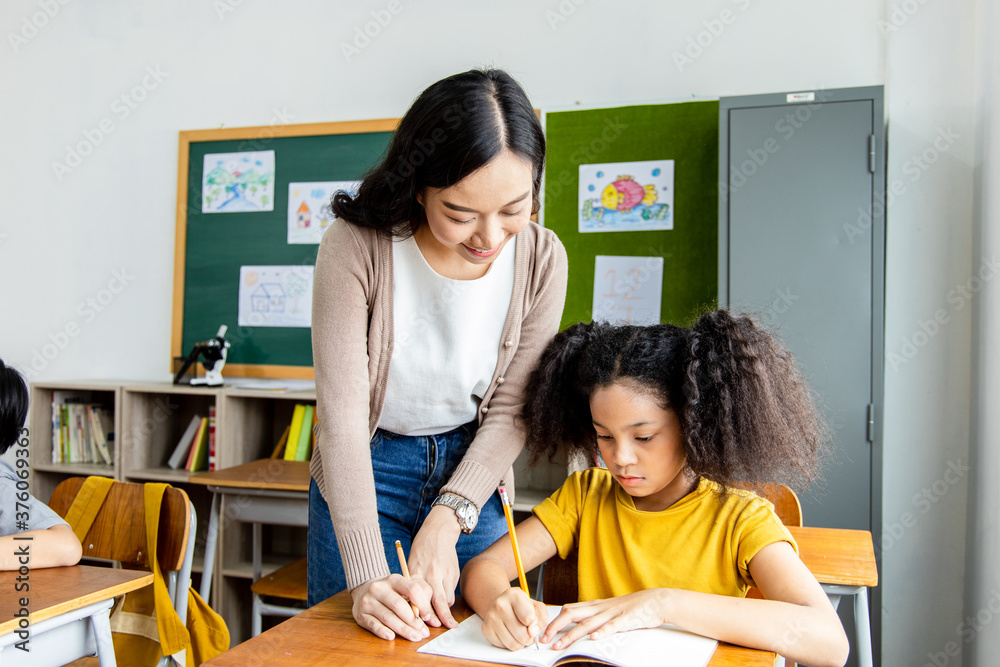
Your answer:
[579,159,674,233]
[287,181,360,244]
[202,151,276,213]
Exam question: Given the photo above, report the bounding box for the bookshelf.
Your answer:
[27,379,571,645]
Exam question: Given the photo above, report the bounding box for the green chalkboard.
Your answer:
[172,120,397,378]
[542,102,719,330]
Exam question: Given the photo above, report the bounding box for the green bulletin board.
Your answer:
[171,120,396,378]
[542,102,719,330]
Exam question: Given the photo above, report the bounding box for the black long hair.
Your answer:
[331,68,544,236]
[521,311,827,489]
[0,358,29,456]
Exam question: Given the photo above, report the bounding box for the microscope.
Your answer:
[173,325,231,386]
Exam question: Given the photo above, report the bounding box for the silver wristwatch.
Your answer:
[432,493,479,534]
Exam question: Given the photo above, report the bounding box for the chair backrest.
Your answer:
[730,481,802,527]
[49,477,193,572]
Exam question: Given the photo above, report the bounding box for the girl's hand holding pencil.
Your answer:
[480,586,551,652]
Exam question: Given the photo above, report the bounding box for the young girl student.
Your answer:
[309,68,568,642]
[0,358,83,570]
[460,312,850,667]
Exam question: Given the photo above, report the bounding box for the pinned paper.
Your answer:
[592,256,664,325]
[579,160,673,233]
[238,265,314,328]
[287,181,359,244]
[202,151,276,213]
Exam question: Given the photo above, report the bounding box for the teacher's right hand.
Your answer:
[350,574,434,641]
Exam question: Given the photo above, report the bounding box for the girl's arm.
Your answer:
[0,524,82,570]
[542,541,850,667]
[460,515,559,651]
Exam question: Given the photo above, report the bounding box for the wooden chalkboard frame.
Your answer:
[171,118,399,379]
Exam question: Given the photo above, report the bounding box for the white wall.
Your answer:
[0,0,982,664]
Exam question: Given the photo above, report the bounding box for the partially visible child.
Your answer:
[460,312,850,667]
[0,358,83,570]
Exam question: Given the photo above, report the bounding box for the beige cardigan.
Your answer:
[310,219,568,589]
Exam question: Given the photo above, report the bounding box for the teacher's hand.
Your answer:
[408,504,464,629]
[350,574,433,642]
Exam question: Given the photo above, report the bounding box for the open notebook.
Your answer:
[417,605,717,667]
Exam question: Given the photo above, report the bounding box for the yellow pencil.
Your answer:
[499,485,539,649]
[498,486,530,594]
[395,539,420,618]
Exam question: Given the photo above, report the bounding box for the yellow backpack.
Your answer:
[65,477,229,667]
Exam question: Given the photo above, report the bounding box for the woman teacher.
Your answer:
[308,68,568,643]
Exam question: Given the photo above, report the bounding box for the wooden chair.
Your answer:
[249,557,308,636]
[731,481,802,528]
[49,477,197,667]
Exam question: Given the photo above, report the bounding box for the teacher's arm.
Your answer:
[312,221,432,642]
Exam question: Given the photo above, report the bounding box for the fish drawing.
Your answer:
[600,176,658,212]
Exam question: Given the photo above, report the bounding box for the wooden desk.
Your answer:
[0,565,152,667]
[189,459,311,635]
[204,590,775,667]
[788,526,879,587]
[788,526,878,667]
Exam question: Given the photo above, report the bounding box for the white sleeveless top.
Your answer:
[378,234,516,436]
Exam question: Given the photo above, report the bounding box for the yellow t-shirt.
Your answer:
[532,468,797,602]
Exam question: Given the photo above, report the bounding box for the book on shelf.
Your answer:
[49,392,113,467]
[283,404,306,462]
[293,404,314,461]
[269,425,290,459]
[168,415,202,470]
[87,405,113,465]
[417,605,718,667]
[207,405,217,471]
[185,417,210,472]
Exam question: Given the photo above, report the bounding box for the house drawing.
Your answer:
[297,201,311,228]
[251,283,286,313]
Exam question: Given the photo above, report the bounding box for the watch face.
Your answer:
[462,506,478,530]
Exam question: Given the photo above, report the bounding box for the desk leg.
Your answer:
[200,493,221,602]
[92,607,117,667]
[854,587,873,667]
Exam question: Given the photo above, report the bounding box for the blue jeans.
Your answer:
[307,422,507,606]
